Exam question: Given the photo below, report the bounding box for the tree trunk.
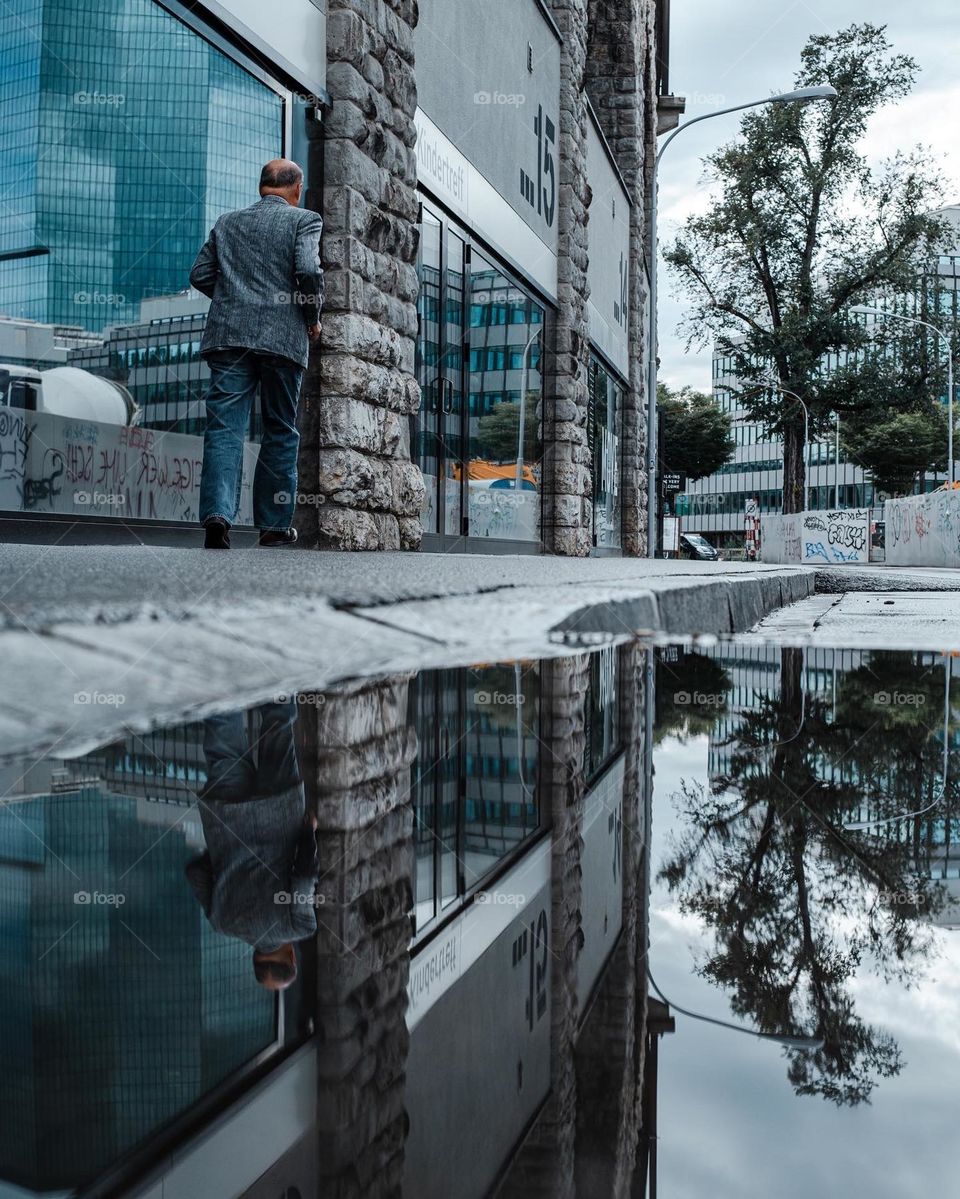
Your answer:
[782,420,807,514]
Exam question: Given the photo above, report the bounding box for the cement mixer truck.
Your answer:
[0,364,140,425]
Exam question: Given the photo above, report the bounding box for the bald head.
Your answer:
[259,159,304,205]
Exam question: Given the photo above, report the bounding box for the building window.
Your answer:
[0,0,290,523]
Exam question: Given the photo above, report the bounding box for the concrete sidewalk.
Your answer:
[0,546,813,762]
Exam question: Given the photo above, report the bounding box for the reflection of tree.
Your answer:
[654,650,731,744]
[476,400,540,462]
[661,649,947,1106]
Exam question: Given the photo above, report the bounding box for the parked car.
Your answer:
[679,532,721,562]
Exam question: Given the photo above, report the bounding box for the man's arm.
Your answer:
[293,210,324,337]
[190,224,220,297]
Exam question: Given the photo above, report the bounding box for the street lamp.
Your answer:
[849,304,956,484]
[647,969,824,1051]
[646,84,838,557]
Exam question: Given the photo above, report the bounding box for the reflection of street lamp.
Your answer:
[646,84,838,557]
[843,657,951,831]
[647,970,824,1050]
[849,304,956,484]
[516,327,541,493]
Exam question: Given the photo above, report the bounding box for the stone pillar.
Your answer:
[585,0,659,555]
[542,0,594,558]
[298,676,417,1198]
[298,0,425,551]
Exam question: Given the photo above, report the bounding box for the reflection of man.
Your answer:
[186,700,318,991]
[190,159,323,549]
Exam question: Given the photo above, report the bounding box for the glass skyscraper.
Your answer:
[0,0,283,331]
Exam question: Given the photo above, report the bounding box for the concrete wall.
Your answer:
[761,508,870,566]
[0,408,257,524]
[416,0,562,258]
[585,111,631,380]
[886,490,960,567]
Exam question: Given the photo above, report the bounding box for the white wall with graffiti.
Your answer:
[0,409,257,524]
[761,508,870,566]
[885,491,960,568]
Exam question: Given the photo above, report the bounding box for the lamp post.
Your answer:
[647,970,824,1051]
[834,411,841,508]
[646,84,838,558]
[850,304,955,485]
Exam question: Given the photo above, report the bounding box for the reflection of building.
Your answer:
[0,783,276,1192]
[0,0,283,331]
[66,292,266,439]
[678,206,960,548]
[696,645,960,929]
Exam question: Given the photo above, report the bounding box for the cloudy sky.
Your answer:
[659,0,960,393]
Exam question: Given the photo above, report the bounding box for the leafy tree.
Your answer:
[658,383,735,482]
[664,24,952,512]
[843,405,948,497]
[475,400,540,462]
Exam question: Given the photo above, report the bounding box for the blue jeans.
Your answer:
[199,349,303,531]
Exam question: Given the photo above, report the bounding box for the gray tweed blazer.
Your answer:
[190,195,323,370]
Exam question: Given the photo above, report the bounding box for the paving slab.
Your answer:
[742,590,960,651]
[0,545,814,763]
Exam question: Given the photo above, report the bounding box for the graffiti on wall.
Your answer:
[886,492,960,568]
[0,410,257,524]
[761,508,869,565]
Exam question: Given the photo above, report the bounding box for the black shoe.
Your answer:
[259,527,298,547]
[204,519,231,549]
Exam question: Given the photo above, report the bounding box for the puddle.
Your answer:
[0,643,956,1197]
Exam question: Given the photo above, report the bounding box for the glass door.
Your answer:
[414,204,546,548]
[414,205,468,543]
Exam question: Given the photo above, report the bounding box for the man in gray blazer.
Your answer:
[190,159,323,548]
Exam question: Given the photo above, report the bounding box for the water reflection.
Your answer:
[0,643,957,1195]
[656,645,958,1108]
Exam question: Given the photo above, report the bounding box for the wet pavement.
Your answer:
[0,635,957,1197]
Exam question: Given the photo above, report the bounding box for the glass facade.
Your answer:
[588,353,623,549]
[0,0,290,524]
[0,0,282,330]
[413,202,546,546]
